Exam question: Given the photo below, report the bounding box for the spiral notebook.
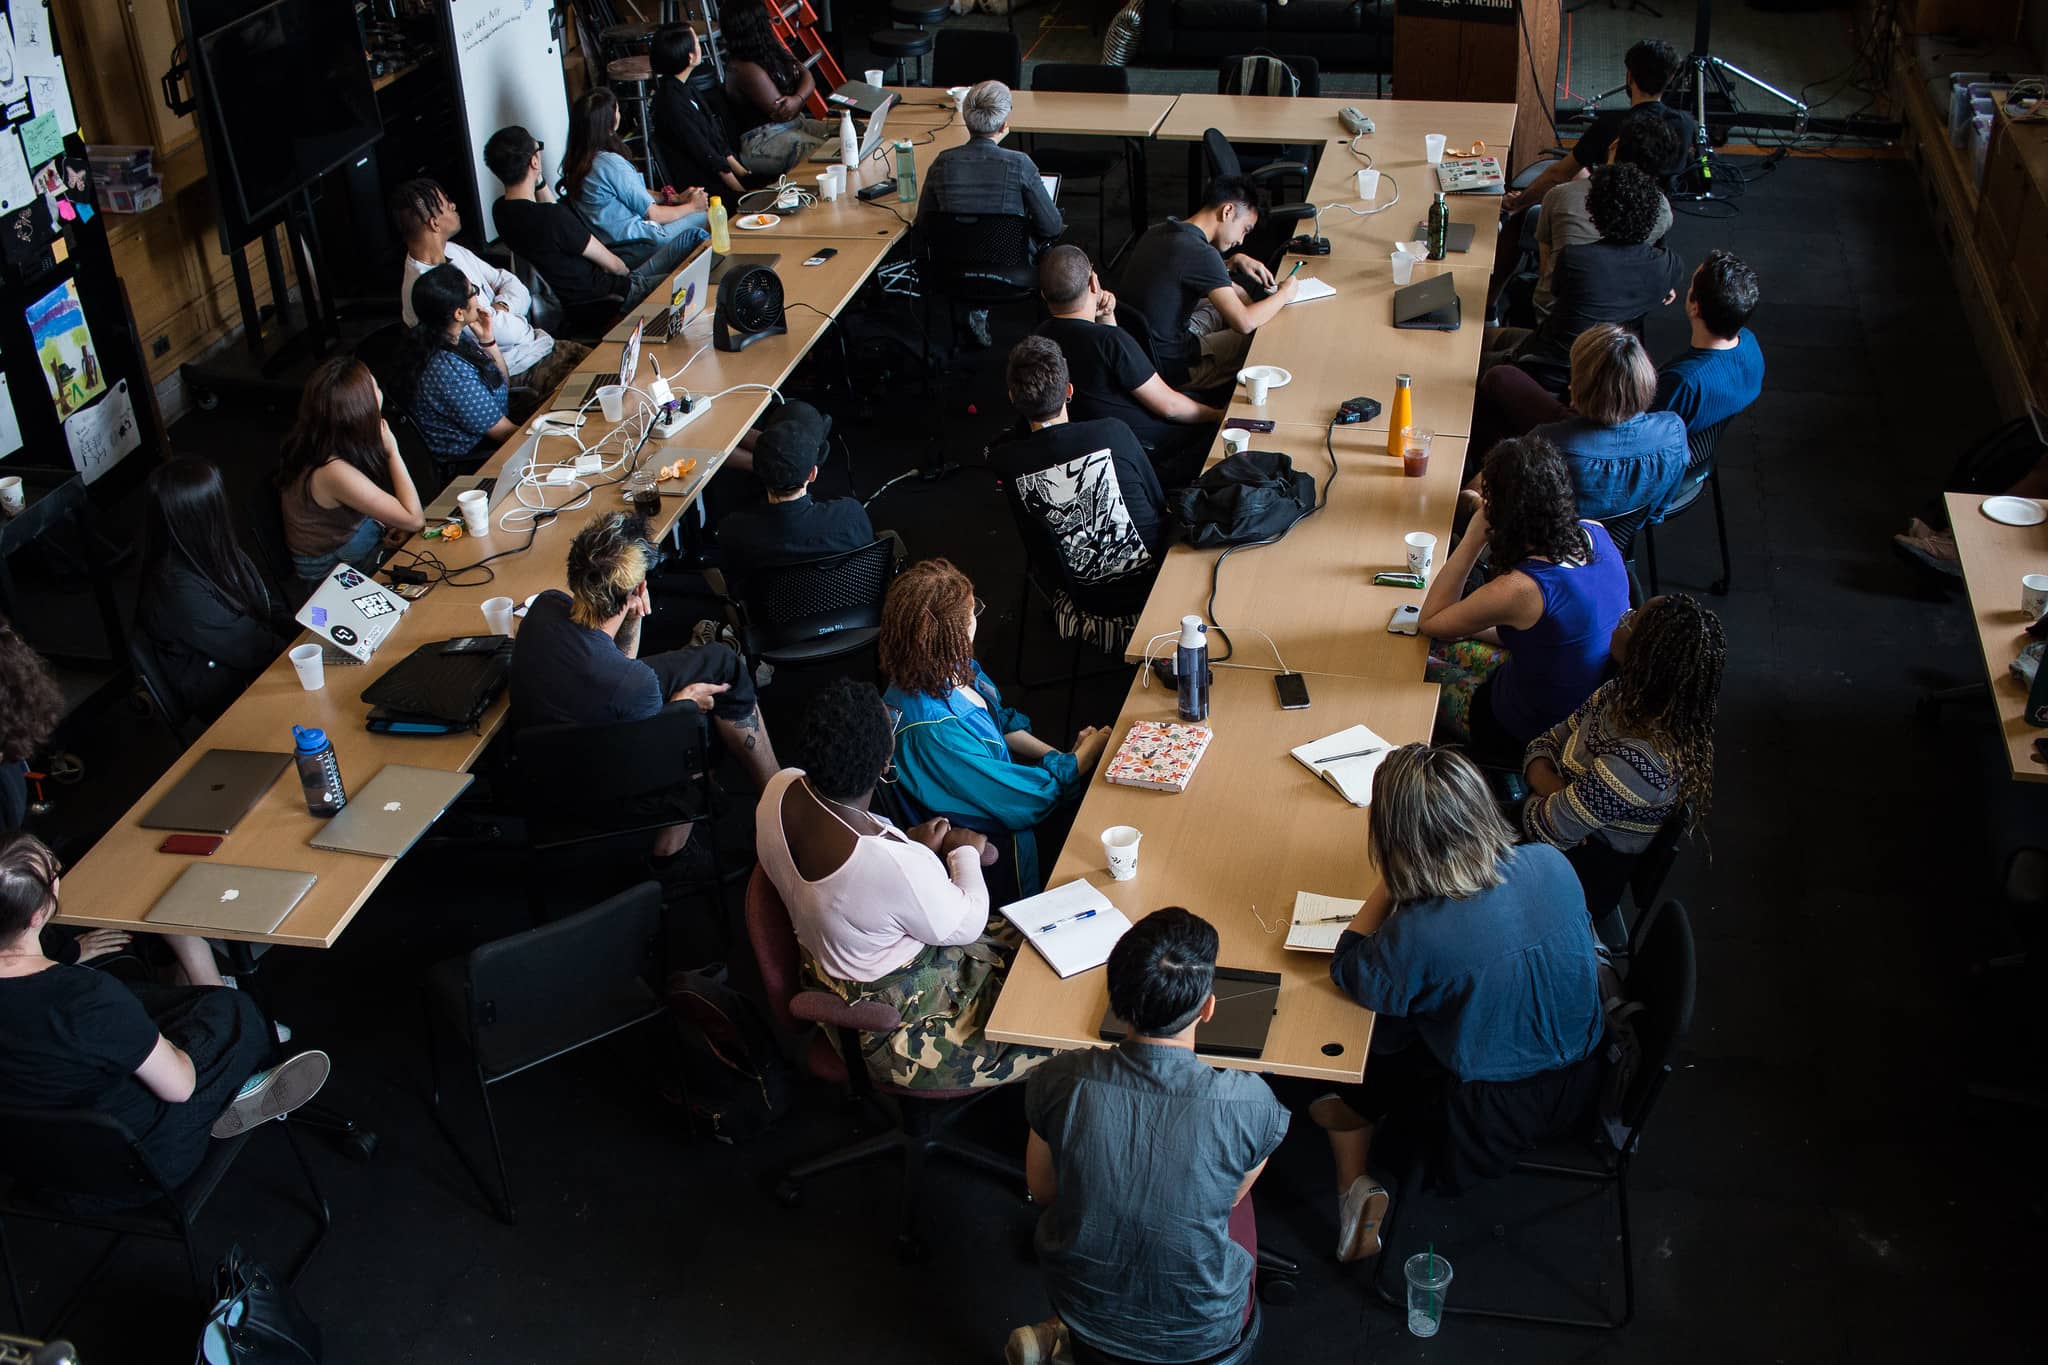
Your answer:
[1290,724,1393,806]
[1284,891,1366,953]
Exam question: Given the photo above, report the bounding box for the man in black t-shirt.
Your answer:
[1503,38,1698,215]
[1034,245,1222,487]
[716,402,875,587]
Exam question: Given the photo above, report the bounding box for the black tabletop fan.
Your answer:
[714,264,787,352]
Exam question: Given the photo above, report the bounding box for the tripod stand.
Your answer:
[1667,0,1809,202]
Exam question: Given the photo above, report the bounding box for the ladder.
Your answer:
[764,0,846,120]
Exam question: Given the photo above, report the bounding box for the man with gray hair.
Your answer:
[917,79,1063,347]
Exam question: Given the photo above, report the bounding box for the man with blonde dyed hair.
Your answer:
[509,511,777,856]
[917,78,1063,347]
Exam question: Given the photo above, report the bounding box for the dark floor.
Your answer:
[6,104,2046,1365]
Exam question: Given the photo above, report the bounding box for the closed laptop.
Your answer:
[309,765,473,858]
[144,863,318,936]
[1098,966,1281,1059]
[138,749,291,834]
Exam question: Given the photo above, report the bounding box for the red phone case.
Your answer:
[158,834,223,856]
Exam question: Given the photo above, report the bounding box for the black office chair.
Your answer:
[1002,486,1145,739]
[385,409,457,503]
[921,210,1042,365]
[1201,129,1313,273]
[0,1105,329,1337]
[242,474,308,611]
[1029,64,1137,263]
[354,320,410,399]
[1368,898,1697,1329]
[1595,505,1653,608]
[424,881,667,1224]
[931,28,1021,90]
[1216,52,1322,183]
[128,630,196,747]
[723,536,900,669]
[1641,417,1734,597]
[501,248,566,337]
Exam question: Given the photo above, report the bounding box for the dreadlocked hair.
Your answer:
[879,558,977,700]
[1609,594,1726,827]
[1481,435,1588,574]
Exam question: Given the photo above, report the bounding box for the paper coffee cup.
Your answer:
[2024,573,2048,620]
[482,596,516,635]
[1102,825,1141,881]
[1425,133,1447,165]
[289,642,325,691]
[0,475,21,515]
[1222,428,1252,456]
[1406,531,1438,580]
[865,68,885,88]
[816,170,839,202]
[457,488,490,537]
[597,384,627,424]
[1248,375,1271,406]
[1356,168,1380,200]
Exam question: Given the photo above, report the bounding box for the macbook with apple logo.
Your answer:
[308,765,474,858]
[138,749,292,834]
[145,864,318,936]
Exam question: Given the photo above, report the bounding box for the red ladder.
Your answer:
[763,0,846,120]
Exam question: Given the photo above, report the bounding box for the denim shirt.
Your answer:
[1533,411,1690,523]
[577,150,710,246]
[1330,843,1605,1083]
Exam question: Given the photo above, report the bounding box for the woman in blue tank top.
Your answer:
[1419,436,1632,766]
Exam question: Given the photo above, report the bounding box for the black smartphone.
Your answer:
[803,248,838,265]
[856,179,897,201]
[1274,671,1311,710]
[1225,418,1276,434]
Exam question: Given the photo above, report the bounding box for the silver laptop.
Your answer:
[310,765,474,858]
[294,561,410,663]
[826,80,898,118]
[139,749,291,833]
[650,240,715,341]
[1040,173,1061,203]
[809,102,891,163]
[423,428,544,521]
[145,863,318,936]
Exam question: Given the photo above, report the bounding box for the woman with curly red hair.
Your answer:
[879,559,1109,896]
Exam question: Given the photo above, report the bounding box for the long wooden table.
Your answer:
[1946,490,2048,783]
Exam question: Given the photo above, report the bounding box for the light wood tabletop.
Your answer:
[1155,94,1516,152]
[884,89,1181,139]
[1945,490,2048,782]
[984,667,1434,1082]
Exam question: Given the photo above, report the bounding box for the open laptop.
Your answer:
[573,317,646,405]
[1392,273,1462,332]
[139,749,291,834]
[294,562,411,663]
[1097,966,1282,1059]
[144,863,317,936]
[310,765,474,858]
[826,80,898,118]
[422,427,544,522]
[809,102,891,164]
[1040,173,1061,204]
[649,240,715,341]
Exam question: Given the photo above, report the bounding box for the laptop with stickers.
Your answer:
[294,562,410,663]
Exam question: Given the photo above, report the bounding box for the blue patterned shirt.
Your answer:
[412,341,507,460]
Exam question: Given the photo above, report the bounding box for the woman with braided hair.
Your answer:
[1522,593,1725,946]
[880,559,1110,897]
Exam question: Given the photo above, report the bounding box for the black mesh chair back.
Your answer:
[0,1106,178,1212]
[507,250,566,336]
[510,702,714,851]
[1217,53,1321,174]
[353,320,409,398]
[128,628,193,743]
[732,536,897,664]
[932,29,1021,89]
[1628,804,1690,911]
[1668,417,1729,516]
[243,473,306,610]
[457,881,664,1079]
[923,211,1041,301]
[386,410,449,504]
[1615,899,1696,1146]
[1598,504,1653,561]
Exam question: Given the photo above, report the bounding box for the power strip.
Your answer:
[653,394,708,440]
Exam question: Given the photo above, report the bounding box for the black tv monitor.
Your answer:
[197,0,382,225]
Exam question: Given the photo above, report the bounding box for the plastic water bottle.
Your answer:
[292,725,347,817]
[839,110,859,179]
[1174,615,1210,723]
[894,139,917,202]
[707,195,730,254]
[1428,191,1449,261]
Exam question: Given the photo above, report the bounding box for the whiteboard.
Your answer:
[446,0,570,242]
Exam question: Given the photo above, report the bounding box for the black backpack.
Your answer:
[1170,450,1317,549]
[665,964,792,1143]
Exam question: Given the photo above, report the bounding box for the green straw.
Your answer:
[1428,1242,1436,1280]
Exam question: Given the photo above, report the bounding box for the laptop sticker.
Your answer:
[334,567,365,589]
[310,606,328,626]
[331,625,357,646]
[351,592,397,619]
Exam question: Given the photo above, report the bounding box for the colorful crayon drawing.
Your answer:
[26,278,102,417]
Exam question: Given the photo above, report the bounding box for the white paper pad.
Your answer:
[1290,723,1394,807]
[1006,879,1133,979]
[1284,891,1365,953]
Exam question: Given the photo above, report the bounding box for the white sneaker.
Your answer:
[1336,1175,1391,1263]
[1004,1318,1071,1365]
[211,1050,330,1139]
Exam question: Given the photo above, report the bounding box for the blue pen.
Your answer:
[1038,908,1099,935]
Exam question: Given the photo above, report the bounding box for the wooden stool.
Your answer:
[868,31,935,87]
[607,55,658,181]
[599,20,657,62]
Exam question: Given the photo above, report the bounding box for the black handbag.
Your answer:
[194,1245,322,1365]
[1169,450,1316,549]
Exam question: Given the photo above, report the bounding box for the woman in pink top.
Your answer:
[757,680,1052,1091]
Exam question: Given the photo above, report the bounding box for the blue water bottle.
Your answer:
[292,725,347,817]
[1175,615,1210,723]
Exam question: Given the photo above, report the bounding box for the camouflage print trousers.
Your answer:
[807,917,1056,1092]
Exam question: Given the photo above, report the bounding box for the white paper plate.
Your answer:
[736,213,781,231]
[1982,495,2047,527]
[1237,365,1293,388]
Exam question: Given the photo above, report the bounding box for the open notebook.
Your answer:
[1290,724,1394,807]
[1284,890,1365,953]
[1007,879,1134,978]
[1284,277,1336,305]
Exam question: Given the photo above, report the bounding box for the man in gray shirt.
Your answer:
[1010,908,1289,1365]
[917,79,1063,347]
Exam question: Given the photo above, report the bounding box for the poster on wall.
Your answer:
[0,373,21,460]
[26,278,104,416]
[0,15,26,111]
[62,379,138,484]
[10,3,73,138]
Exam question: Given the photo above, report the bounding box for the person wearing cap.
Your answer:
[715,402,874,587]
[917,79,1064,349]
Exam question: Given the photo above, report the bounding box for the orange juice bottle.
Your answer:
[1386,374,1413,457]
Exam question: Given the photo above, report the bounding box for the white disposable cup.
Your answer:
[2024,573,2048,619]
[1425,133,1447,165]
[949,85,970,114]
[1102,825,1142,881]
[481,596,516,635]
[1356,167,1380,200]
[865,68,885,88]
[1406,531,1438,580]
[597,384,627,424]
[289,642,325,691]
[1391,251,1417,286]
[829,164,848,198]
[816,170,839,202]
[457,488,490,537]
[1248,374,1271,406]
[1222,428,1252,456]
[0,475,21,515]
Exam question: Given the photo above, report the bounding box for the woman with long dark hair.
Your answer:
[649,24,770,199]
[277,356,424,585]
[397,264,521,466]
[720,0,835,174]
[137,458,294,724]
[562,87,710,261]
[1418,436,1631,765]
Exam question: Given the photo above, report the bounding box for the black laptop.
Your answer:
[1393,274,1462,332]
[1098,967,1282,1059]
